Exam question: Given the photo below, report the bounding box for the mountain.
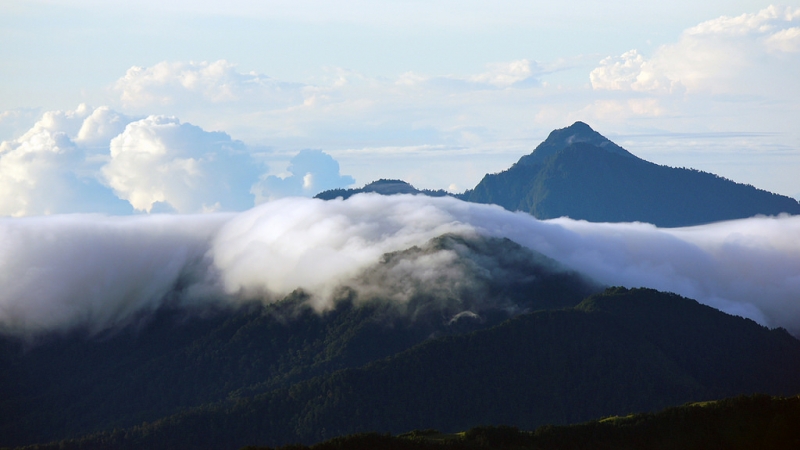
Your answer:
[0,234,600,448]
[25,287,800,449]
[250,394,800,450]
[315,179,452,200]
[462,122,800,227]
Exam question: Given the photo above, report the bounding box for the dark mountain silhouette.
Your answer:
[315,179,451,200]
[21,288,800,450]
[0,234,599,448]
[250,395,800,450]
[315,123,800,227]
[462,122,800,227]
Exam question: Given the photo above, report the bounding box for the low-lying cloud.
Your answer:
[2,195,800,338]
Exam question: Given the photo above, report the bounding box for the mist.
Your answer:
[2,194,800,337]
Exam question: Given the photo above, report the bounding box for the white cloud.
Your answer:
[590,50,653,92]
[0,106,277,216]
[468,59,540,88]
[102,116,263,213]
[75,106,134,147]
[115,60,304,110]
[252,149,355,201]
[0,105,133,217]
[590,5,800,95]
[0,108,40,142]
[765,26,800,52]
[3,195,800,336]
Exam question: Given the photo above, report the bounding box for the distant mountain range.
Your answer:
[3,235,800,449]
[315,179,451,200]
[318,122,800,227]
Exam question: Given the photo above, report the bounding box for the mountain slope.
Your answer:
[462,122,800,227]
[0,234,599,448]
[249,395,800,450]
[46,288,800,449]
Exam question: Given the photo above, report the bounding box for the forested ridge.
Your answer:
[8,287,800,450]
[241,395,800,450]
[0,234,598,448]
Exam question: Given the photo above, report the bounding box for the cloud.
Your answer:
[102,116,263,213]
[111,59,546,147]
[75,106,134,148]
[0,106,280,216]
[251,149,355,201]
[0,108,40,142]
[2,195,800,337]
[115,60,304,110]
[469,59,538,87]
[589,50,650,92]
[0,213,230,335]
[590,5,800,95]
[0,105,134,216]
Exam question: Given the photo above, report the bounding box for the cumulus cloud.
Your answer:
[102,116,263,213]
[2,195,800,337]
[589,50,651,92]
[0,108,40,142]
[0,105,278,216]
[590,5,800,94]
[0,105,134,216]
[252,149,355,201]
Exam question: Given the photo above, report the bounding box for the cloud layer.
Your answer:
[2,195,800,337]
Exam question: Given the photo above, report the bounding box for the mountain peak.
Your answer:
[517,121,636,166]
[315,179,451,200]
[362,179,419,195]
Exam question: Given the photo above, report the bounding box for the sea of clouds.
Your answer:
[2,194,800,337]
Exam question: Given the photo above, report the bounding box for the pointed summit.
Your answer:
[464,122,800,226]
[517,121,636,166]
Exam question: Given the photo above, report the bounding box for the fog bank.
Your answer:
[2,195,800,336]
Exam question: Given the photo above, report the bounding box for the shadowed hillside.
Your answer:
[0,234,599,448]
[25,288,800,449]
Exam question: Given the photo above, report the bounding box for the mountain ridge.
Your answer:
[23,287,800,449]
[315,122,800,227]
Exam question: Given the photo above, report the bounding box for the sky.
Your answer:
[1,1,800,215]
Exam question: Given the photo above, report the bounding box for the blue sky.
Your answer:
[1,1,799,215]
